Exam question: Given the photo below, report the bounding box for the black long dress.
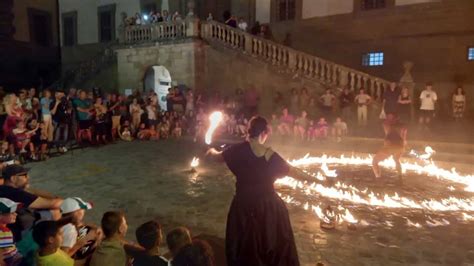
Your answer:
[222,141,300,266]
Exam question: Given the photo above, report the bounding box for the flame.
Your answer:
[205,111,223,145]
[190,157,200,168]
[341,209,358,224]
[406,218,422,228]
[288,152,474,192]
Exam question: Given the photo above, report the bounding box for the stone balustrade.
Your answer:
[124,21,187,43]
[201,20,391,97]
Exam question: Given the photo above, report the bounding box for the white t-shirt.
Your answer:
[419,90,437,110]
[320,94,335,107]
[238,22,248,31]
[62,223,78,248]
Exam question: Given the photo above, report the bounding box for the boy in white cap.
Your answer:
[0,198,23,265]
[60,197,98,262]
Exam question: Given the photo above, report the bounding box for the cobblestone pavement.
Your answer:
[28,140,474,266]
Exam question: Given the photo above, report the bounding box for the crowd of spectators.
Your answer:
[0,167,216,266]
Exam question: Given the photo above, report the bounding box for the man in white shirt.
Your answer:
[238,17,248,32]
[354,89,372,126]
[419,82,437,128]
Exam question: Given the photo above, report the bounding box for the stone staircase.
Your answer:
[200,20,392,98]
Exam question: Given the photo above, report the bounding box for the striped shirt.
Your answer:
[0,224,21,264]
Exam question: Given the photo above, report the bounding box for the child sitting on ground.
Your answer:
[159,117,170,139]
[137,123,152,140]
[314,117,329,140]
[12,121,39,160]
[236,114,248,137]
[332,117,348,142]
[134,220,168,266]
[172,119,183,138]
[0,198,23,265]
[227,114,237,135]
[278,108,294,136]
[60,197,98,263]
[293,111,309,140]
[119,120,133,141]
[33,221,74,266]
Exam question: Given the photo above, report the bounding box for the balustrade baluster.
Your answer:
[332,66,338,85]
[362,76,368,92]
[350,72,356,91]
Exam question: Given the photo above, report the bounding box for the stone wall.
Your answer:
[269,0,474,117]
[115,41,202,93]
[202,43,327,115]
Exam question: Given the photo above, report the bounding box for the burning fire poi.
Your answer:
[205,111,223,145]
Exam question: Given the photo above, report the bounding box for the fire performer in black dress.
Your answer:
[207,116,310,266]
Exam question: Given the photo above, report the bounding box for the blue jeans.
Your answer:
[53,122,69,147]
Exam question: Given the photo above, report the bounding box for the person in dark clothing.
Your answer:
[339,87,353,121]
[50,90,71,153]
[223,11,237,28]
[207,116,311,266]
[133,220,168,266]
[383,82,401,116]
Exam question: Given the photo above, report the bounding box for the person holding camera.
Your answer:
[51,90,72,153]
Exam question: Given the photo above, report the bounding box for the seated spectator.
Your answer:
[172,120,182,138]
[33,220,74,266]
[0,165,63,211]
[0,198,23,265]
[133,220,168,266]
[119,120,133,142]
[167,227,215,266]
[0,142,15,173]
[29,119,49,161]
[159,117,170,140]
[235,114,247,137]
[137,123,152,140]
[12,121,39,160]
[314,117,329,140]
[60,197,98,262]
[166,227,192,258]
[89,211,128,266]
[227,114,237,135]
[332,117,348,142]
[270,114,279,135]
[293,111,309,140]
[277,108,293,136]
[307,120,316,141]
[172,239,215,266]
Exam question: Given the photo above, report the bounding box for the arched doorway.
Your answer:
[143,65,172,111]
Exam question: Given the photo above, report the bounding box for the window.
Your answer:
[362,52,384,66]
[468,47,474,61]
[98,4,116,43]
[278,0,295,21]
[27,8,52,46]
[62,11,77,46]
[361,0,386,10]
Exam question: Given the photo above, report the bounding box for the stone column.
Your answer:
[186,18,199,38]
[399,61,415,122]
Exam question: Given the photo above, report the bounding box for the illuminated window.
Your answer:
[362,52,384,66]
[361,0,386,10]
[468,47,474,61]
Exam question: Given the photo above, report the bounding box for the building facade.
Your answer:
[0,0,60,89]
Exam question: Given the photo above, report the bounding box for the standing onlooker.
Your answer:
[398,87,411,123]
[40,90,54,142]
[73,91,93,144]
[94,98,108,144]
[332,117,348,142]
[130,98,142,133]
[354,89,372,126]
[418,82,437,129]
[339,88,353,122]
[185,90,194,115]
[51,90,71,153]
[206,13,213,21]
[299,88,310,114]
[452,87,466,121]
[289,88,299,115]
[244,87,259,117]
[223,11,237,28]
[383,82,400,116]
[237,17,248,31]
[146,100,158,127]
[319,89,335,120]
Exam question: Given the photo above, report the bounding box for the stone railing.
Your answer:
[124,21,188,43]
[201,20,391,97]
